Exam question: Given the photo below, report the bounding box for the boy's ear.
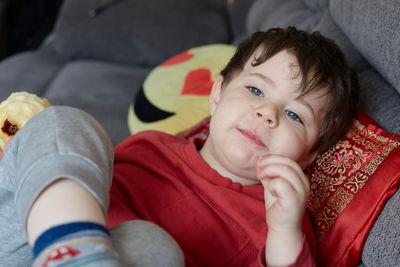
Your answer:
[299,150,319,170]
[208,75,224,116]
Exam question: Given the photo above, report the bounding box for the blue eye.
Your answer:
[286,110,303,124]
[247,86,264,97]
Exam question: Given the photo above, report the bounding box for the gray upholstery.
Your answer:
[53,0,231,67]
[361,187,400,266]
[0,0,232,145]
[330,0,400,94]
[245,0,368,71]
[0,41,64,96]
[45,60,152,143]
[0,0,399,266]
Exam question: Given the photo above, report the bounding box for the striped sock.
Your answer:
[32,222,121,267]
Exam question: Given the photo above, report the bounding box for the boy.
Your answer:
[107,27,358,266]
[0,27,358,266]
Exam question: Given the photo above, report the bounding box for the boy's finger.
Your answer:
[257,163,309,196]
[256,154,303,174]
[261,176,299,209]
[255,155,309,190]
[260,179,276,209]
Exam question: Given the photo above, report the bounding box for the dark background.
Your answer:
[2,0,63,57]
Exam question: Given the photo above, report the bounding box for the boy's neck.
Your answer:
[199,141,261,186]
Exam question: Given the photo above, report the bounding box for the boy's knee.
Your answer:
[110,220,185,267]
[15,105,113,157]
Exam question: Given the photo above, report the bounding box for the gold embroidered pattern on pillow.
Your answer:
[306,119,400,241]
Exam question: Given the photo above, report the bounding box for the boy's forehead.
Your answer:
[245,49,300,76]
[242,49,302,88]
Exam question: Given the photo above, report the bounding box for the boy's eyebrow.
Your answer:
[296,97,315,118]
[247,73,277,88]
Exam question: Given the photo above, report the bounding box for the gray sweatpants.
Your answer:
[0,106,113,266]
[0,106,183,267]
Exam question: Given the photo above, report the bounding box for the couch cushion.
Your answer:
[330,0,400,93]
[245,0,368,71]
[227,0,255,44]
[0,46,64,101]
[127,44,236,136]
[358,69,400,135]
[361,187,400,266]
[303,0,329,11]
[45,60,151,145]
[52,0,231,68]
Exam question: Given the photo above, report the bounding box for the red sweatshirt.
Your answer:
[107,130,316,266]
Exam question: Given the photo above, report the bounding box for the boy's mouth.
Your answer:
[237,128,265,147]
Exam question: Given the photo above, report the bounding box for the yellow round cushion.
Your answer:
[127,44,235,135]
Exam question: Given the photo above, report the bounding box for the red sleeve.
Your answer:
[257,235,315,267]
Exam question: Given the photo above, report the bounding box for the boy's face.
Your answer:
[199,49,329,185]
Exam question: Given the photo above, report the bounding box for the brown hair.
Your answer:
[220,27,359,153]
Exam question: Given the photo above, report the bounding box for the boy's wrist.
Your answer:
[265,228,303,266]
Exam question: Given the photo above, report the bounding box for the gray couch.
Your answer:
[0,0,399,266]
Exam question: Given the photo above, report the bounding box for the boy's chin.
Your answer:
[225,145,262,164]
[223,161,260,185]
[228,174,261,186]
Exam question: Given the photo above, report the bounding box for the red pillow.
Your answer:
[178,109,400,267]
[305,109,400,266]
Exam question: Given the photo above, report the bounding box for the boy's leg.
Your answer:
[0,180,31,266]
[1,106,119,266]
[0,105,184,266]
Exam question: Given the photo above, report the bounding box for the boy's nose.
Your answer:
[255,108,278,128]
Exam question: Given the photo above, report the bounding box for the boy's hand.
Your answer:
[255,154,310,265]
[255,154,309,231]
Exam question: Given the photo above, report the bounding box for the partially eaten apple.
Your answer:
[0,92,51,151]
